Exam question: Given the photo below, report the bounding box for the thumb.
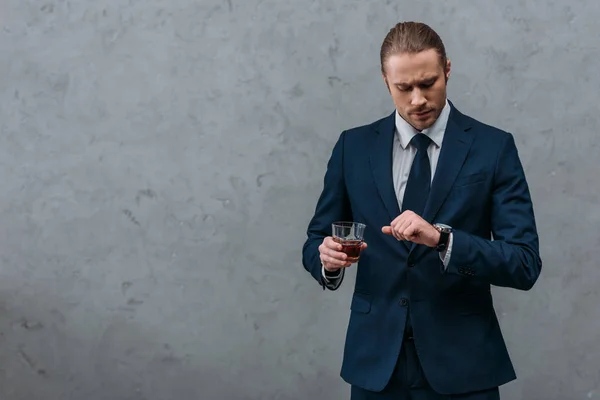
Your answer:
[382,226,392,235]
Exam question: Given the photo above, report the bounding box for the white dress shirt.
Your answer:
[322,100,453,283]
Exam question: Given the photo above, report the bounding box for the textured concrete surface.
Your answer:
[0,0,598,399]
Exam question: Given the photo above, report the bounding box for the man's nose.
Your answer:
[411,90,427,106]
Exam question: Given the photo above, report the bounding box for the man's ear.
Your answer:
[382,74,391,93]
[444,59,451,83]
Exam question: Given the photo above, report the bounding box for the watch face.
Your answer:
[435,223,452,232]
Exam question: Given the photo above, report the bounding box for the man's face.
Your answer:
[382,49,451,131]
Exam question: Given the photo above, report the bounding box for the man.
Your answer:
[301,21,542,399]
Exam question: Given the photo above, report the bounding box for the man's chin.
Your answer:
[410,118,435,131]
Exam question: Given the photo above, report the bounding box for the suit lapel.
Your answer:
[369,112,400,222]
[409,105,474,256]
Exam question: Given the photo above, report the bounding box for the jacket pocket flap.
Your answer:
[453,172,487,187]
[350,292,371,313]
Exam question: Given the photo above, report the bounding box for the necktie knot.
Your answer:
[409,133,432,153]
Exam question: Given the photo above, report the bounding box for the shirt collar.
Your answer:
[394,99,450,149]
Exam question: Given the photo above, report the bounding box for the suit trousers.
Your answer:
[350,337,500,400]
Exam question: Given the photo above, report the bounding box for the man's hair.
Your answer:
[380,21,447,74]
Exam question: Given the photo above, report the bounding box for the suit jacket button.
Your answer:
[400,298,408,307]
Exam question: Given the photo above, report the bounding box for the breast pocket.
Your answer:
[447,172,488,198]
[443,172,491,221]
[452,172,487,188]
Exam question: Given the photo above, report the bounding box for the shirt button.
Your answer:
[400,298,409,307]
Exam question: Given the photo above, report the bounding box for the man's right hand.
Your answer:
[318,236,368,272]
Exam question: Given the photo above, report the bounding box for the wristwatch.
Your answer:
[433,223,452,252]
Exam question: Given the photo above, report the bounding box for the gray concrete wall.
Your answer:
[0,0,597,399]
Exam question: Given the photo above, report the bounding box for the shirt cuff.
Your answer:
[322,264,343,281]
[439,232,453,269]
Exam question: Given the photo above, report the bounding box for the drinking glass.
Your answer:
[331,222,366,263]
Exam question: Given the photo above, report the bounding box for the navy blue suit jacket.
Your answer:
[302,101,542,395]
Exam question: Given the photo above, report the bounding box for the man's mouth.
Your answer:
[413,109,433,118]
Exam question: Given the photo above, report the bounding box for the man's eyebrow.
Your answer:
[394,76,438,87]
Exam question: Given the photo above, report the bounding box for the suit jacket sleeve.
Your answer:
[445,132,542,290]
[302,131,352,290]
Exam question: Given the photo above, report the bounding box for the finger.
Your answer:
[324,236,342,251]
[385,224,403,241]
[403,224,420,241]
[390,211,409,226]
[389,221,403,237]
[323,263,350,272]
[389,215,402,227]
[384,227,402,241]
[402,210,416,218]
[390,220,408,240]
[321,239,346,260]
[396,215,414,233]
[391,210,414,228]
[323,246,348,261]
[398,220,413,240]
[391,221,407,241]
[360,242,368,250]
[323,255,351,266]
[328,246,348,259]
[320,240,347,264]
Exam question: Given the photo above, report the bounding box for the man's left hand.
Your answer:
[382,211,440,248]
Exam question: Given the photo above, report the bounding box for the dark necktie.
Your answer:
[402,133,432,216]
